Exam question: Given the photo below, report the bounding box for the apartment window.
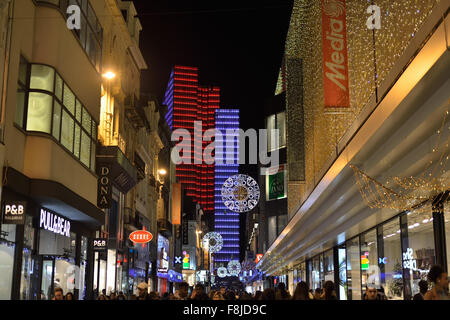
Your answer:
[36,0,102,72]
[14,59,97,172]
[266,111,286,152]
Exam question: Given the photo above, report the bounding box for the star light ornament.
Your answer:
[217,267,228,278]
[227,260,242,277]
[202,232,223,253]
[221,174,260,213]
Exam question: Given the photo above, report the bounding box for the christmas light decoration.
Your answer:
[221,174,260,213]
[227,260,241,277]
[217,267,228,278]
[202,232,223,253]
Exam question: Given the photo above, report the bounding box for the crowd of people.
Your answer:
[51,264,449,301]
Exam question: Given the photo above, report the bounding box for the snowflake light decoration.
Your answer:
[217,267,228,278]
[221,174,260,213]
[227,260,241,277]
[202,232,223,253]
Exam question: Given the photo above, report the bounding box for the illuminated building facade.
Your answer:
[163,66,219,215]
[214,109,240,266]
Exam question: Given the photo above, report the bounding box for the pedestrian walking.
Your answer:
[253,291,262,300]
[364,284,382,300]
[174,282,189,300]
[321,281,338,300]
[424,265,449,300]
[292,281,311,300]
[313,288,322,300]
[65,292,74,300]
[275,282,291,300]
[137,282,149,300]
[413,280,428,300]
[190,283,209,300]
[53,287,64,300]
[260,288,275,300]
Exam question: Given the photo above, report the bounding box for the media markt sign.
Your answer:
[266,164,287,201]
[2,201,26,224]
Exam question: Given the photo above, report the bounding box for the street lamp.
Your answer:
[158,169,167,176]
[102,71,116,80]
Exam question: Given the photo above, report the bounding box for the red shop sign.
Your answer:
[129,230,153,243]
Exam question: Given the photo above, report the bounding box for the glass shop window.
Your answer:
[445,199,450,274]
[379,217,403,300]
[0,224,16,299]
[323,249,334,282]
[360,229,379,297]
[401,207,435,300]
[338,245,347,300]
[20,215,38,300]
[310,255,322,290]
[346,237,361,300]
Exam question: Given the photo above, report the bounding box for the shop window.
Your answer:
[75,99,82,122]
[401,208,435,300]
[310,255,322,290]
[20,215,38,300]
[0,224,16,299]
[346,237,361,300]
[380,217,403,300]
[337,246,347,300]
[26,92,52,133]
[30,64,54,92]
[361,229,379,297]
[54,257,76,296]
[323,249,334,282]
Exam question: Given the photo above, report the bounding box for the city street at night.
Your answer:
[0,0,449,316]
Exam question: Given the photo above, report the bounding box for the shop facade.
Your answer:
[284,196,449,300]
[0,168,103,300]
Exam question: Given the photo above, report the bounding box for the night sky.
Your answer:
[132,0,293,131]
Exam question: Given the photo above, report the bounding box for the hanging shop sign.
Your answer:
[255,254,264,263]
[157,234,170,275]
[97,164,112,208]
[183,251,190,270]
[2,201,26,224]
[129,230,153,244]
[266,165,287,201]
[321,0,350,108]
[39,208,71,237]
[93,238,108,252]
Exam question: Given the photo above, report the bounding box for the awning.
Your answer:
[3,166,104,228]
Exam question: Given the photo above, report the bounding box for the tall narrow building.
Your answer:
[162,66,219,215]
[214,109,240,266]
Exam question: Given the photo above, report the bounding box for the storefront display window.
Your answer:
[0,224,16,299]
[360,229,379,297]
[323,250,334,282]
[20,215,38,300]
[401,207,435,300]
[346,237,361,300]
[338,246,347,300]
[310,255,322,290]
[79,236,88,300]
[379,218,403,300]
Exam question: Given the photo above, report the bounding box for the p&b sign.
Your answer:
[2,201,26,224]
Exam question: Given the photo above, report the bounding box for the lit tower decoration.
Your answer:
[196,86,220,214]
[162,66,220,215]
[214,109,240,267]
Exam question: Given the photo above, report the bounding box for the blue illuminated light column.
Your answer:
[214,109,240,268]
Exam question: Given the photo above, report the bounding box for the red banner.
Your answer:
[321,0,350,108]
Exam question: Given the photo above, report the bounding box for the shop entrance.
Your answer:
[41,258,54,300]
